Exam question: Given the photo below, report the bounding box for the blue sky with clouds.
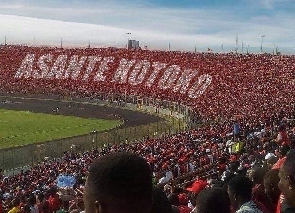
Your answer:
[0,0,294,54]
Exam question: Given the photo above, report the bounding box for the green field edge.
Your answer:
[0,95,186,148]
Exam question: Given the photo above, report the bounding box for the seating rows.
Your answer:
[1,45,294,121]
[0,45,294,212]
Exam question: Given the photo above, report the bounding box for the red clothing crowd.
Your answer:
[0,45,294,213]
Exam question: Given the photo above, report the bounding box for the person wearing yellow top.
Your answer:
[8,198,21,213]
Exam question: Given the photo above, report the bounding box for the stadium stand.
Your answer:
[0,45,294,212]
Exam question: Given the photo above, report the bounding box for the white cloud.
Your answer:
[0,0,294,54]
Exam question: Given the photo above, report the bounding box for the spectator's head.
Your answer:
[250,167,267,185]
[263,169,280,204]
[178,193,189,206]
[227,176,253,211]
[84,152,153,213]
[28,194,37,206]
[23,204,31,213]
[279,149,295,207]
[12,197,20,207]
[229,161,240,172]
[278,124,286,132]
[167,193,179,206]
[278,144,290,158]
[151,186,173,213]
[37,193,44,202]
[195,187,230,213]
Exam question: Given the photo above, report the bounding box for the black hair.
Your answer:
[227,176,253,201]
[23,204,31,213]
[279,145,290,157]
[87,152,153,213]
[151,186,173,213]
[264,169,279,185]
[229,161,240,172]
[263,169,280,203]
[37,193,44,202]
[251,167,267,184]
[167,193,180,206]
[196,187,230,213]
[28,194,37,206]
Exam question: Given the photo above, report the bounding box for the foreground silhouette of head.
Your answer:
[84,152,153,213]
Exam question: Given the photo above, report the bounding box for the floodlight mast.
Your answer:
[260,35,265,53]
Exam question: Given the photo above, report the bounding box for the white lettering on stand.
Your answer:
[15,53,212,99]
[36,54,53,79]
[188,74,212,99]
[64,55,87,80]
[145,62,167,87]
[113,58,136,83]
[15,54,35,78]
[83,56,102,81]
[158,65,181,90]
[46,55,67,80]
[93,57,114,81]
[173,69,199,94]
[128,60,150,85]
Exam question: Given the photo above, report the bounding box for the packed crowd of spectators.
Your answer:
[0,107,294,212]
[0,45,295,212]
[0,45,294,120]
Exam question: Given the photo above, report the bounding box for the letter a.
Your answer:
[15,54,35,78]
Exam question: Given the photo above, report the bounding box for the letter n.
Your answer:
[46,55,67,79]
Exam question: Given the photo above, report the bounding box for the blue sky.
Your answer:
[0,0,294,54]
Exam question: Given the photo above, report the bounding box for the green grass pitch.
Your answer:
[0,109,122,149]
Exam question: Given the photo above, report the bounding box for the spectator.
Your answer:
[278,149,295,213]
[48,188,61,213]
[276,125,290,146]
[177,193,192,213]
[28,194,39,213]
[249,168,270,211]
[8,198,21,213]
[37,193,50,213]
[69,198,84,213]
[193,187,230,213]
[263,169,280,213]
[227,176,263,213]
[151,186,173,213]
[83,152,153,213]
